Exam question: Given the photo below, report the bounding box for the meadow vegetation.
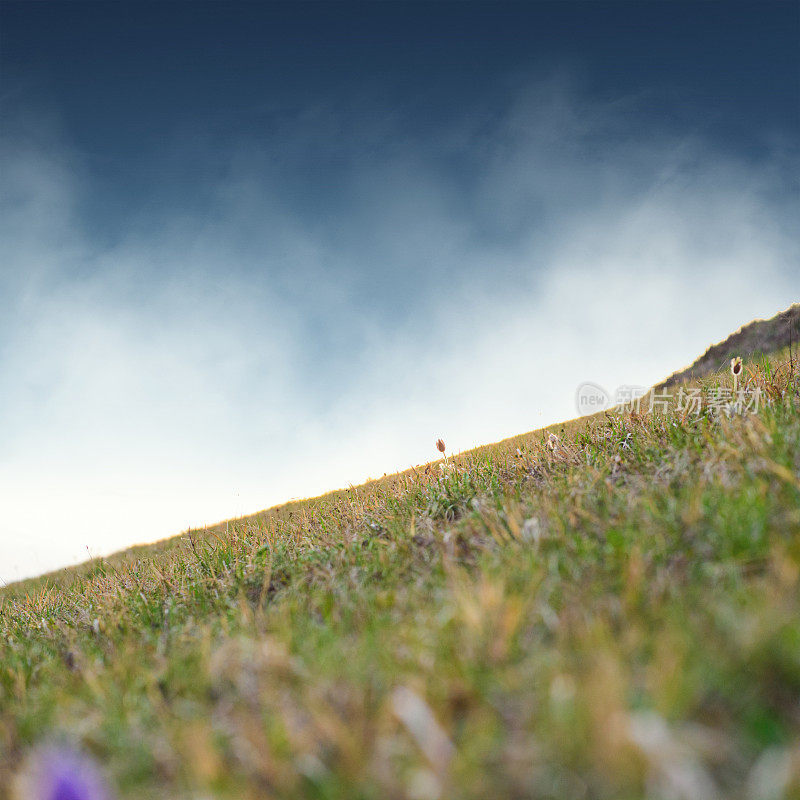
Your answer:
[1,351,799,799]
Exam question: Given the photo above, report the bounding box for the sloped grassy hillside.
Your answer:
[1,353,799,799]
[660,304,800,387]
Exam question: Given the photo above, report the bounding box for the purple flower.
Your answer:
[19,746,112,800]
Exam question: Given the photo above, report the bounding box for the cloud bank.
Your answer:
[1,79,797,582]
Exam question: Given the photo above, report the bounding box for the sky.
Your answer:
[1,1,798,583]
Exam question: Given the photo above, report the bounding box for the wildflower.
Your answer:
[15,746,113,800]
[436,438,446,454]
[731,356,743,394]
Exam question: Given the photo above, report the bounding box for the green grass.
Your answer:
[1,354,799,799]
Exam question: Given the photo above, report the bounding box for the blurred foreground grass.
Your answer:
[1,353,799,799]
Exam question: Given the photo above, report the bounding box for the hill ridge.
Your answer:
[659,302,799,387]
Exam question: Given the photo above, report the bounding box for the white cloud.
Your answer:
[1,81,797,583]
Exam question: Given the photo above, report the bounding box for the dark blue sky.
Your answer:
[2,1,798,235]
[4,2,798,137]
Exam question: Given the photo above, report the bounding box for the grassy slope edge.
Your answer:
[1,351,799,799]
[660,303,800,388]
